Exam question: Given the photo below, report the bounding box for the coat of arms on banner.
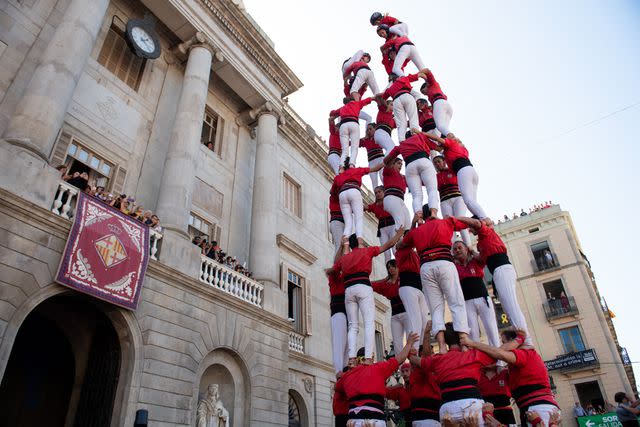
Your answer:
[55,192,150,310]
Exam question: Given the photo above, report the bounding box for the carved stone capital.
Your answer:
[171,32,223,63]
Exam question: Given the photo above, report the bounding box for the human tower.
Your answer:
[327,12,562,427]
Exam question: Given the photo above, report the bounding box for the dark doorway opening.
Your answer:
[575,380,605,412]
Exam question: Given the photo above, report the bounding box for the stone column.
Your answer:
[154,34,216,275]
[249,105,286,315]
[3,0,109,160]
[0,0,109,209]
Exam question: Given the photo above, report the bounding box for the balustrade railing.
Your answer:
[288,331,305,353]
[200,255,264,307]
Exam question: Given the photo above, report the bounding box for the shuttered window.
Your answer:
[97,23,145,90]
[282,174,301,218]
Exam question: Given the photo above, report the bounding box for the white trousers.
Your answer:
[390,22,409,37]
[405,157,440,214]
[399,286,430,349]
[331,312,349,374]
[457,166,488,219]
[339,121,361,165]
[433,98,453,137]
[493,264,532,345]
[339,188,364,238]
[440,398,485,427]
[393,44,425,76]
[374,128,395,154]
[421,260,469,336]
[413,420,441,427]
[526,404,560,427]
[465,297,501,347]
[328,153,341,175]
[368,157,384,188]
[384,195,412,230]
[393,93,419,141]
[345,284,375,358]
[330,220,345,253]
[390,312,411,354]
[351,68,380,96]
[440,196,471,246]
[379,224,396,262]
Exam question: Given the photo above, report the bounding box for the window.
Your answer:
[282,174,302,218]
[575,381,605,410]
[375,328,384,362]
[287,270,303,333]
[188,212,221,243]
[64,141,113,188]
[97,22,145,90]
[288,392,301,427]
[543,279,565,300]
[201,109,222,154]
[530,241,557,272]
[558,326,585,353]
[543,279,577,318]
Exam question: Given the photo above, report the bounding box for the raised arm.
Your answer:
[395,332,420,364]
[461,337,517,364]
[369,161,384,173]
[421,320,433,357]
[455,216,482,231]
[379,227,404,253]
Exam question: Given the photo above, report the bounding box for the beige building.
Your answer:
[493,205,636,419]
[0,0,392,426]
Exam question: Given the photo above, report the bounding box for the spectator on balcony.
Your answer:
[130,206,145,221]
[520,209,527,217]
[67,171,89,191]
[56,165,71,181]
[560,292,569,312]
[503,215,509,222]
[544,249,555,268]
[547,293,558,315]
[206,141,214,151]
[192,235,202,246]
[149,215,161,232]
[105,193,115,205]
[587,404,596,415]
[615,392,640,427]
[573,402,587,418]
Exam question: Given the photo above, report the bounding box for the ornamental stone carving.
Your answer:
[196,384,230,427]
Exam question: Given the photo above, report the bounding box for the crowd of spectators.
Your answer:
[497,201,555,223]
[192,235,254,279]
[57,165,162,233]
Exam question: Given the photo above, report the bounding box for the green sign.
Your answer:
[577,413,622,427]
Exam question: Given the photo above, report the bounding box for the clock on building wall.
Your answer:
[125,15,161,59]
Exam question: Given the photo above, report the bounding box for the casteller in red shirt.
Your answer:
[422,69,448,105]
[371,278,405,316]
[387,133,438,165]
[475,223,511,275]
[421,348,495,404]
[333,246,380,288]
[382,165,407,200]
[333,374,349,419]
[330,98,373,121]
[336,358,400,420]
[441,137,472,174]
[382,74,419,100]
[332,167,370,193]
[402,217,468,265]
[409,365,442,421]
[508,348,558,413]
[437,169,461,202]
[479,369,516,425]
[328,119,341,156]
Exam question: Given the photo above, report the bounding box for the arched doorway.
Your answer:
[288,390,308,427]
[0,294,122,427]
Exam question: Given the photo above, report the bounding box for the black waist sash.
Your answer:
[390,295,405,316]
[441,378,482,403]
[375,123,392,134]
[405,150,428,165]
[419,245,453,264]
[452,157,473,174]
[348,394,385,420]
[340,117,358,126]
[377,216,395,230]
[460,277,489,301]
[486,252,510,275]
[330,294,346,315]
[343,272,371,289]
[399,271,422,290]
[411,397,441,421]
[384,187,405,199]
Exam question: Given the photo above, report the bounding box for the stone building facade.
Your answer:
[493,206,636,421]
[0,0,392,425]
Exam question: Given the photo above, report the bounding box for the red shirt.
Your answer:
[442,137,470,169]
[330,98,373,120]
[402,217,468,264]
[437,169,461,201]
[395,246,421,274]
[476,224,508,262]
[333,376,349,416]
[332,167,369,193]
[423,69,448,104]
[455,258,485,281]
[333,246,380,287]
[479,369,511,399]
[328,270,345,297]
[367,202,392,220]
[386,385,411,411]
[345,60,370,76]
[329,120,341,151]
[382,166,407,197]
[371,277,405,315]
[418,105,435,127]
[380,15,399,26]
[360,137,384,162]
[508,348,558,410]
[382,74,419,99]
[337,358,400,411]
[387,133,438,161]
[329,192,343,222]
[409,366,442,420]
[422,348,494,402]
[375,101,396,129]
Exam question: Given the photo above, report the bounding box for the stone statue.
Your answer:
[196,384,230,427]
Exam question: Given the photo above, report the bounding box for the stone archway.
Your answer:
[288,389,309,427]
[0,290,142,427]
[194,348,251,427]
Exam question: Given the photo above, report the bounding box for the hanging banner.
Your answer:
[55,192,150,310]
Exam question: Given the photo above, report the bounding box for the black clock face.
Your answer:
[126,18,161,59]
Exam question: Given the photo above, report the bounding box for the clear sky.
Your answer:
[244,0,640,380]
